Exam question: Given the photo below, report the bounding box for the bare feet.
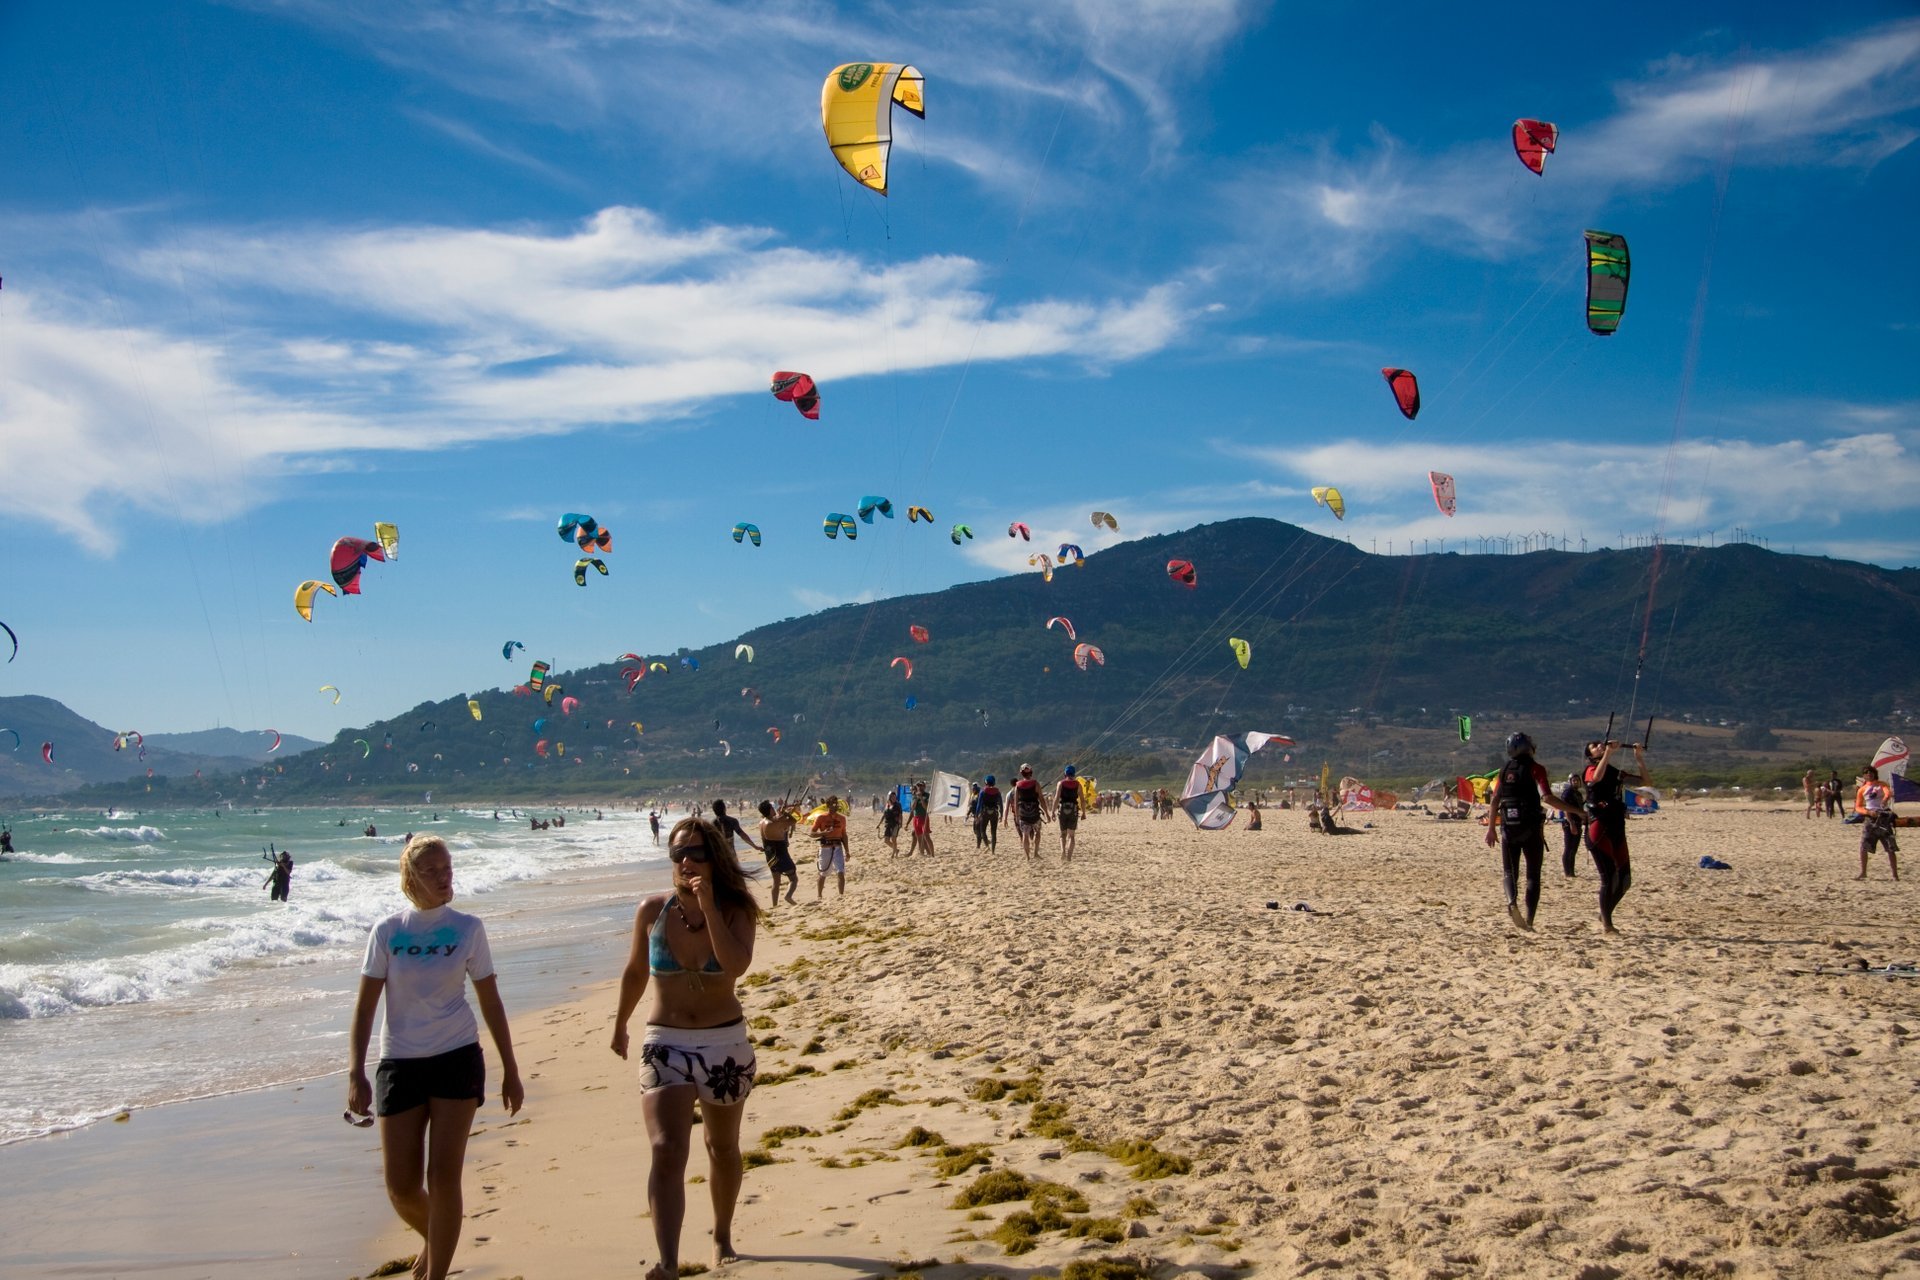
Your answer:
[646,1264,675,1280]
[1602,923,1619,935]
[714,1232,740,1268]
[412,1251,431,1280]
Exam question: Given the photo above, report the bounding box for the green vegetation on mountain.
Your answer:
[27,519,1920,805]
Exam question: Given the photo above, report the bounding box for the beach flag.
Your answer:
[930,771,969,817]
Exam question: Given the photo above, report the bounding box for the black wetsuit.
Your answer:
[1495,758,1548,924]
[1557,779,1584,877]
[978,785,1002,851]
[1584,763,1636,928]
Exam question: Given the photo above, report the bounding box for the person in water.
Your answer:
[1583,738,1650,935]
[610,817,761,1280]
[1854,765,1900,881]
[1484,733,1584,931]
[0,827,13,856]
[263,847,294,902]
[347,836,523,1280]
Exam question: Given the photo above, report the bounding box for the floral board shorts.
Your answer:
[638,1020,757,1105]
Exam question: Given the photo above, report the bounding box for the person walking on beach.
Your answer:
[1855,766,1900,881]
[263,847,294,902]
[879,790,903,855]
[1054,765,1085,862]
[347,835,523,1280]
[1826,770,1844,819]
[811,797,849,898]
[978,775,1003,852]
[649,811,662,845]
[1010,764,1049,860]
[907,781,934,857]
[1484,733,1584,931]
[1804,767,1820,819]
[610,817,761,1280]
[755,801,799,907]
[1583,738,1650,935]
[709,800,762,861]
[1556,773,1585,879]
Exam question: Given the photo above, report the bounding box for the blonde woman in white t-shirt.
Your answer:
[347,835,523,1280]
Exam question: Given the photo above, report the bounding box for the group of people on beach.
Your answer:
[1481,732,1649,934]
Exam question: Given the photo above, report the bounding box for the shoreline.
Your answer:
[5,803,1917,1277]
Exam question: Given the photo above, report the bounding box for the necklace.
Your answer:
[674,898,707,933]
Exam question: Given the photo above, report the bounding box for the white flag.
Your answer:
[930,770,969,816]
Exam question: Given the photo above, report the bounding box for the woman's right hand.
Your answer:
[346,1070,372,1119]
[610,1023,629,1060]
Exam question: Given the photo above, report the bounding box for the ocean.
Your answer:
[0,803,679,1145]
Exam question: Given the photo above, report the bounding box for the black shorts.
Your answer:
[764,839,796,875]
[375,1042,485,1116]
[1058,809,1078,831]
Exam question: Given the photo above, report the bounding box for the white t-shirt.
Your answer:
[361,904,494,1060]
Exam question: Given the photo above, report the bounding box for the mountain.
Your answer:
[143,728,323,760]
[0,696,305,799]
[45,519,1920,803]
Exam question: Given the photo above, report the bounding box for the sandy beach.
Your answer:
[7,800,1917,1278]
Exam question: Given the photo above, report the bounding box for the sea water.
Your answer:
[0,803,677,1144]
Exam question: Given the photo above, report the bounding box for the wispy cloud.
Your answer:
[400,107,589,190]
[243,0,1266,188]
[1220,18,1920,289]
[1228,427,1920,557]
[0,206,1190,548]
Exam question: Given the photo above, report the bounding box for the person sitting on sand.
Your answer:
[611,817,760,1280]
[1246,797,1263,832]
[1855,766,1900,881]
[347,836,523,1280]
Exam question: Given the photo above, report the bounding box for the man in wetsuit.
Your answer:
[1583,738,1650,935]
[977,776,1002,852]
[1054,765,1085,863]
[1010,764,1049,860]
[1484,733,1583,931]
[1555,773,1585,879]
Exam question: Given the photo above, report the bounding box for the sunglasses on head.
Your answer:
[669,844,712,864]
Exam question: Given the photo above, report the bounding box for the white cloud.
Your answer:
[0,206,1190,546]
[244,0,1266,185]
[792,586,881,611]
[1221,18,1920,287]
[1227,428,1920,558]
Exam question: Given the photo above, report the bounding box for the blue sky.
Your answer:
[3,0,1917,741]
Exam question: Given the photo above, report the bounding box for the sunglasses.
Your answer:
[342,1110,374,1128]
[668,844,712,864]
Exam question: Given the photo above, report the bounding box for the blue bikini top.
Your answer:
[649,896,724,975]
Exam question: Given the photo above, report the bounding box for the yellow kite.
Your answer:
[821,63,924,195]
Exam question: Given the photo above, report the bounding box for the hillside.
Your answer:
[0,696,300,799]
[33,519,1920,803]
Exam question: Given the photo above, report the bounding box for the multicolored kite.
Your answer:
[1584,230,1630,336]
[821,62,924,195]
[771,371,820,419]
[1429,471,1457,517]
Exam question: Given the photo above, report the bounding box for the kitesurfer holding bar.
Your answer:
[1583,738,1650,934]
[1854,766,1900,881]
[1484,734,1584,931]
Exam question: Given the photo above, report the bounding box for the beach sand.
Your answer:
[8,801,1917,1278]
